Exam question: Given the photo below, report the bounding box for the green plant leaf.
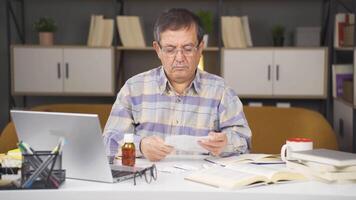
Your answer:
[33,17,57,32]
[196,10,213,34]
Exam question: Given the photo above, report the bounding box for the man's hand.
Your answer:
[198,132,227,156]
[140,136,174,161]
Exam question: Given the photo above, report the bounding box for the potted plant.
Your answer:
[33,17,57,46]
[196,10,213,48]
[272,25,285,47]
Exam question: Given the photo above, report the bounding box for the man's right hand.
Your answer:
[140,136,174,161]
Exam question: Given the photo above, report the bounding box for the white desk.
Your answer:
[1,155,356,200]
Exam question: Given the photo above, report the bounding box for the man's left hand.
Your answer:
[198,132,227,156]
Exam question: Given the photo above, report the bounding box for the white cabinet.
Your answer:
[221,48,327,98]
[333,98,354,152]
[12,46,115,96]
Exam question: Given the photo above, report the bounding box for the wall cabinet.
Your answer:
[12,46,115,96]
[333,98,354,152]
[221,48,327,98]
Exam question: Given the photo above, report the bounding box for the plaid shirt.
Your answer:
[103,66,251,156]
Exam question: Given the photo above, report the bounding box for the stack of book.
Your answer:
[221,16,253,48]
[286,149,356,183]
[116,16,146,47]
[87,15,114,47]
[334,13,355,48]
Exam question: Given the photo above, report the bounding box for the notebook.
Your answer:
[291,149,356,167]
[10,110,136,183]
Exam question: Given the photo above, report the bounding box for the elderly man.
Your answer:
[103,8,251,161]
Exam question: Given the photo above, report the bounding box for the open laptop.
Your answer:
[10,110,136,183]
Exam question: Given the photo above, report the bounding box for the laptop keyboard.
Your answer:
[111,169,134,178]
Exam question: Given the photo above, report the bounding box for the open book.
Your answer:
[185,163,306,189]
[205,153,283,166]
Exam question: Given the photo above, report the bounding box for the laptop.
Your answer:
[10,110,137,183]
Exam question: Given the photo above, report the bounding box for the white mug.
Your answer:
[280,138,313,162]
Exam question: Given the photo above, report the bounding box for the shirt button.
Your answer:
[176,98,181,103]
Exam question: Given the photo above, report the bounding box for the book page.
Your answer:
[185,166,267,189]
[225,163,279,179]
[205,153,283,166]
[226,163,306,183]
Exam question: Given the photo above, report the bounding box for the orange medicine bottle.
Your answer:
[122,134,135,166]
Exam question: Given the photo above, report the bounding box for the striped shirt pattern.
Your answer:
[103,66,251,156]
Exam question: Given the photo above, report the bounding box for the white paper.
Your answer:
[165,135,209,153]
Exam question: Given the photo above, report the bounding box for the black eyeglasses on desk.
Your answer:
[133,164,157,185]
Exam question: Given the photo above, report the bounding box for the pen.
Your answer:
[252,162,285,165]
[18,141,61,188]
[203,158,225,167]
[214,119,220,132]
[22,154,56,188]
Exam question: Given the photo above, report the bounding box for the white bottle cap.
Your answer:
[124,134,134,143]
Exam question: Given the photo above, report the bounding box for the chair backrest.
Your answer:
[243,106,338,154]
[0,104,113,153]
[1,104,339,154]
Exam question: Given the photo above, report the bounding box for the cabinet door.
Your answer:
[12,47,63,94]
[333,99,353,152]
[273,49,326,97]
[63,48,114,95]
[222,49,273,96]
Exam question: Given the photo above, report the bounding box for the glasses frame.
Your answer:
[133,164,157,185]
[158,42,200,58]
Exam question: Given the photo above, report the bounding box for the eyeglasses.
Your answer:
[158,42,199,57]
[133,164,157,185]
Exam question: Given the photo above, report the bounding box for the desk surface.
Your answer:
[1,155,356,200]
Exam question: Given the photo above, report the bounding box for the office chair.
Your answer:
[243,106,338,154]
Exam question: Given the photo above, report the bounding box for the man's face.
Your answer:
[153,25,203,84]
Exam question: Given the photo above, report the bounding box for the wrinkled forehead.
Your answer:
[159,25,198,45]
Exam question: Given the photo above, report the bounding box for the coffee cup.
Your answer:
[280,138,313,162]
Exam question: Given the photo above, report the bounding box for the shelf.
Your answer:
[116,46,219,51]
[335,47,354,51]
[11,44,113,49]
[11,45,219,51]
[116,46,154,51]
[334,97,354,108]
[222,47,328,50]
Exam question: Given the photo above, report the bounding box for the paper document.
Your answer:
[205,153,284,166]
[165,135,209,153]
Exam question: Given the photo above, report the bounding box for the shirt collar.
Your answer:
[157,66,202,95]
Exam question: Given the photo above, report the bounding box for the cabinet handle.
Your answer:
[276,64,279,81]
[267,65,271,81]
[65,63,69,79]
[57,63,61,79]
[339,118,344,137]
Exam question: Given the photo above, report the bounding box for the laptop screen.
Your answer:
[11,110,115,183]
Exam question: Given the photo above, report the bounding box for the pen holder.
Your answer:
[21,151,65,189]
